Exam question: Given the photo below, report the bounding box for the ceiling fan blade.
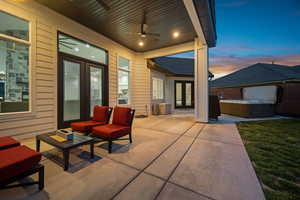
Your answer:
[146,33,160,37]
[146,37,160,42]
[142,10,147,25]
[96,0,110,11]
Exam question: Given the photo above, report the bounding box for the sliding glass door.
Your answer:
[175,80,194,109]
[58,54,107,128]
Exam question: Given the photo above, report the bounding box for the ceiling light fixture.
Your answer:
[173,31,180,38]
[85,44,90,48]
[74,47,80,52]
[138,41,144,47]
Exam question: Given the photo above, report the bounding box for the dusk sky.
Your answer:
[173,0,300,79]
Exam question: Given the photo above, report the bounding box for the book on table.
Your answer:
[50,135,67,142]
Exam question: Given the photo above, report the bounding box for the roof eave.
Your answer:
[193,0,217,48]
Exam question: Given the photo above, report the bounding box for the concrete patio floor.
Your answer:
[0,115,265,200]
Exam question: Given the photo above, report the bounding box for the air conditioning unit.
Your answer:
[152,104,160,115]
[158,103,171,115]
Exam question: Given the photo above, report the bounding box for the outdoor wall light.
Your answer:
[173,31,180,38]
[138,41,144,46]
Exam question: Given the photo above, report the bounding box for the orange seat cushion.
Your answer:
[0,145,41,182]
[71,120,105,132]
[92,124,130,139]
[0,136,20,150]
[112,107,132,126]
[93,106,110,123]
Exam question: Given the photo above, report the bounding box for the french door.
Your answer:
[175,80,194,108]
[58,53,108,128]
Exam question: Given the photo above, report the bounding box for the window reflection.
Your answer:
[90,67,103,116]
[0,38,29,113]
[152,78,164,100]
[118,56,130,104]
[118,70,129,104]
[58,33,107,64]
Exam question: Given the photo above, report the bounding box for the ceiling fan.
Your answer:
[128,11,160,39]
[95,0,110,11]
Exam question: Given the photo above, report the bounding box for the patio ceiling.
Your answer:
[34,0,216,52]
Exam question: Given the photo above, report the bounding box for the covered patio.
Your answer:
[0,0,265,199]
[0,0,216,137]
[1,116,265,200]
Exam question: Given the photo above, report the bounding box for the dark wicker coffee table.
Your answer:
[36,132,94,171]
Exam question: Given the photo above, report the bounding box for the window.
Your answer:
[58,33,107,64]
[118,56,130,104]
[0,11,30,114]
[152,78,164,100]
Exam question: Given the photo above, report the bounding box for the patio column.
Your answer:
[194,39,209,122]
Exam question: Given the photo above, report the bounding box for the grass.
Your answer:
[237,119,300,200]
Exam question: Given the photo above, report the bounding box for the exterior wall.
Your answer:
[131,54,151,116]
[275,83,300,116]
[0,0,150,138]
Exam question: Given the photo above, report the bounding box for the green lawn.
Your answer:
[237,119,300,200]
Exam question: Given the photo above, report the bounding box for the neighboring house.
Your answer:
[0,0,217,137]
[149,57,214,112]
[210,63,300,116]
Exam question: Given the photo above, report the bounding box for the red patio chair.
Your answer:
[0,136,20,150]
[71,106,113,133]
[0,145,44,190]
[92,107,135,153]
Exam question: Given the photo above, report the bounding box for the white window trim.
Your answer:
[117,56,131,105]
[152,77,164,100]
[0,6,36,120]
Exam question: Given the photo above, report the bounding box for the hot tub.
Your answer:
[220,99,275,118]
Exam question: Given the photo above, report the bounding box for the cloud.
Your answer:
[167,50,300,79]
[218,0,248,7]
[214,45,256,51]
[214,44,300,52]
[210,53,300,79]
